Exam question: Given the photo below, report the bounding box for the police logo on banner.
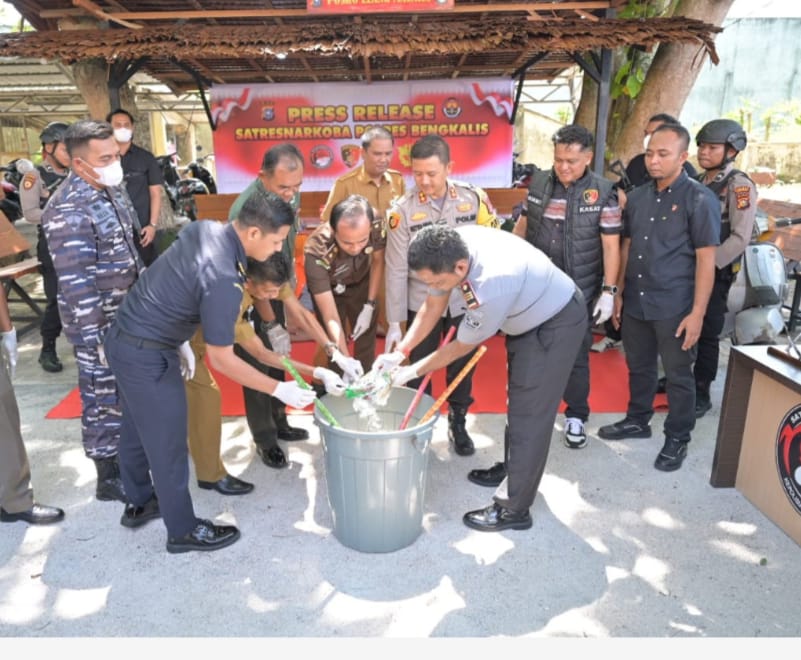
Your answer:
[776,403,801,515]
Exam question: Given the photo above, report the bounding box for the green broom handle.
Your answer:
[280,356,339,427]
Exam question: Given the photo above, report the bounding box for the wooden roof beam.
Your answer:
[43,2,614,21]
[71,0,143,30]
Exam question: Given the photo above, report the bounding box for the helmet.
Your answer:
[39,121,69,145]
[695,119,747,153]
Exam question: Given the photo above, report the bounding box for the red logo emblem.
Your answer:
[583,189,599,205]
[776,403,801,515]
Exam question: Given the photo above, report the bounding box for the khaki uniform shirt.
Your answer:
[384,180,499,323]
[320,166,406,222]
[304,215,387,295]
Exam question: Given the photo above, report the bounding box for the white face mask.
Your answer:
[113,127,133,143]
[95,160,124,187]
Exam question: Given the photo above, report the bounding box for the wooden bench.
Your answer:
[195,187,527,224]
[0,212,44,338]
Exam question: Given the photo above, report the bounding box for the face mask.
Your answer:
[95,160,124,187]
[113,127,133,143]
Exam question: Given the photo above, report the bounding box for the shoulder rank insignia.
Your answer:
[460,280,480,310]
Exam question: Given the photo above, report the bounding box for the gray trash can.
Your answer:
[314,386,439,553]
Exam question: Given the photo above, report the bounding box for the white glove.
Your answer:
[274,380,317,408]
[178,341,196,380]
[97,343,108,368]
[592,291,615,324]
[330,348,364,384]
[350,303,375,341]
[384,322,403,353]
[265,321,291,356]
[372,350,406,377]
[1,327,18,379]
[390,364,418,388]
[313,366,346,396]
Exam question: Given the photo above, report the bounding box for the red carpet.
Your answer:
[45,334,667,419]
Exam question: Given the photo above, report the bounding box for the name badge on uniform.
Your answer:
[334,282,346,295]
[460,280,480,310]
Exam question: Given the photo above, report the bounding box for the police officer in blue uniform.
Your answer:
[19,122,70,373]
[104,189,317,554]
[42,120,142,503]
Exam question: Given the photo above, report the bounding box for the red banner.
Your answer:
[308,0,454,14]
[210,79,514,194]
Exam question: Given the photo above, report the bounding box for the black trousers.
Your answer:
[37,227,61,344]
[238,299,286,448]
[562,300,594,422]
[493,291,587,513]
[621,311,697,443]
[407,309,475,410]
[105,327,197,539]
[694,276,733,387]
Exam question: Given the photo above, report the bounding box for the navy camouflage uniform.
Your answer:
[42,174,142,459]
[19,165,68,351]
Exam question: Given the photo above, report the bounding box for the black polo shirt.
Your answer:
[121,143,164,228]
[622,170,719,321]
[114,221,246,347]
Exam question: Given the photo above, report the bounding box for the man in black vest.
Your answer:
[19,122,70,373]
[469,125,621,488]
[693,119,756,418]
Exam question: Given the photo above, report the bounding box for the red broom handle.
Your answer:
[398,325,457,430]
[419,345,488,425]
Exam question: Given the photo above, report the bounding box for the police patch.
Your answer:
[22,173,36,190]
[734,185,751,210]
[388,212,400,231]
[583,189,599,205]
[464,310,483,329]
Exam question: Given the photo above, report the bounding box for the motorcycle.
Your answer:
[0,158,33,223]
[184,147,217,194]
[156,153,208,222]
[722,209,798,345]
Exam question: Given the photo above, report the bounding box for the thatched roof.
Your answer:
[1,1,721,91]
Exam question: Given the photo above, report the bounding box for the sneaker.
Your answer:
[563,417,587,449]
[590,337,621,353]
[598,417,652,440]
[654,437,688,472]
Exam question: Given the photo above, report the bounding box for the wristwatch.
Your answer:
[602,284,619,295]
[365,299,377,307]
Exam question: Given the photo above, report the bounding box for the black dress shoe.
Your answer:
[467,462,507,487]
[120,495,161,528]
[276,424,309,442]
[257,445,287,469]
[654,437,688,472]
[197,474,254,495]
[463,502,532,532]
[598,417,652,440]
[1,503,65,525]
[166,519,240,554]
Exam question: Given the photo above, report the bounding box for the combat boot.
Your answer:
[94,456,126,502]
[38,339,63,373]
[448,405,475,456]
